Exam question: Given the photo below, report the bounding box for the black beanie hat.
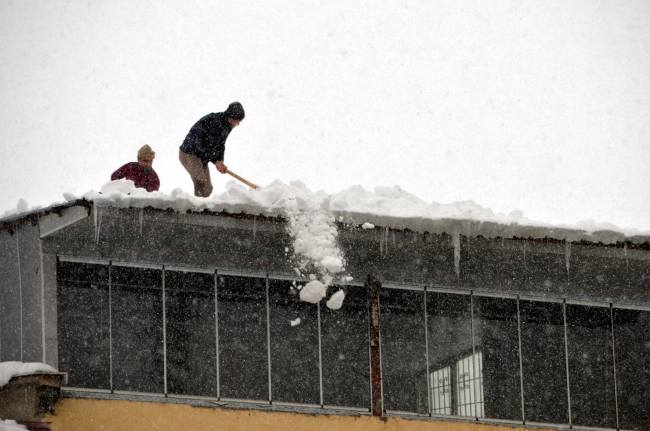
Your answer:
[224,102,245,120]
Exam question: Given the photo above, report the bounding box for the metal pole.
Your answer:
[109,261,113,392]
[366,274,383,416]
[318,301,324,407]
[470,292,476,419]
[162,267,167,395]
[517,297,526,423]
[610,305,619,430]
[424,288,431,415]
[563,301,572,427]
[215,272,220,399]
[266,276,272,403]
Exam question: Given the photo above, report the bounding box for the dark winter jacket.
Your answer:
[110,162,160,192]
[179,112,233,166]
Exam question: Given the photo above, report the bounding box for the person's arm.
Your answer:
[111,163,130,181]
[215,160,227,174]
[147,173,160,192]
[144,172,160,192]
[208,129,227,174]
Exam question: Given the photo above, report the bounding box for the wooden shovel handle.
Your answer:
[226,169,260,190]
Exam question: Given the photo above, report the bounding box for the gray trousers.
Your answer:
[179,150,213,197]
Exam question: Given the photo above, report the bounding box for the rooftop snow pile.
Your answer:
[0,419,28,431]
[0,362,58,388]
[3,179,649,244]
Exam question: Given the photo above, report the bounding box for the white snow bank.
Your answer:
[71,180,649,240]
[3,179,649,243]
[0,199,42,220]
[0,361,57,387]
[0,419,27,431]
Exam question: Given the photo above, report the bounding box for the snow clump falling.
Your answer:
[285,182,347,308]
[326,290,345,310]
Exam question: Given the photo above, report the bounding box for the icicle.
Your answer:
[453,232,460,276]
[523,241,527,268]
[380,232,384,255]
[93,204,98,235]
[139,208,143,235]
[624,243,629,270]
[253,216,257,241]
[95,207,102,244]
[565,242,571,280]
[384,227,389,255]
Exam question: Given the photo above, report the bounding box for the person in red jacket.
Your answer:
[110,145,160,192]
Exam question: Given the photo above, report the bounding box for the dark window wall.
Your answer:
[54,260,650,429]
[519,300,568,424]
[321,285,370,408]
[218,275,268,401]
[426,292,473,417]
[566,304,616,429]
[111,266,164,394]
[380,288,427,414]
[472,296,521,421]
[166,271,216,397]
[268,278,320,405]
[614,308,650,430]
[57,261,110,389]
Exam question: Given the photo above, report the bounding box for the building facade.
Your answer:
[1,200,649,430]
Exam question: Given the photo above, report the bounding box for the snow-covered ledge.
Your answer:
[0,362,68,423]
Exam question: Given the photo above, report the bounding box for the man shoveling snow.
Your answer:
[179,102,245,197]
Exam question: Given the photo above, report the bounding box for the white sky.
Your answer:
[1,0,649,230]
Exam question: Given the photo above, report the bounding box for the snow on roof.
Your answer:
[0,419,28,431]
[2,179,649,246]
[0,361,58,388]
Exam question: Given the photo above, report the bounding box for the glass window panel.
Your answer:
[320,285,370,409]
[519,300,569,424]
[431,366,452,415]
[456,352,484,417]
[380,288,427,414]
[217,275,268,401]
[472,296,521,421]
[427,292,473,416]
[268,278,320,405]
[614,308,650,430]
[165,270,216,397]
[565,304,616,429]
[57,261,110,389]
[111,266,164,393]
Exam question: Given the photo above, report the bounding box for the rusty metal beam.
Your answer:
[366,274,383,416]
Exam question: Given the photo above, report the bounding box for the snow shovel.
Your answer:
[226,169,260,190]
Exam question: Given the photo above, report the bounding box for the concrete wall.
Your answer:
[45,398,559,431]
[0,228,21,361]
[0,204,89,365]
[0,222,43,362]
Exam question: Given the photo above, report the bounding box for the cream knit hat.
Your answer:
[137,145,156,159]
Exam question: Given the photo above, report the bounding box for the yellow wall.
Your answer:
[45,398,558,431]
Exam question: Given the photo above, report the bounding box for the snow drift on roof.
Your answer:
[2,179,649,244]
